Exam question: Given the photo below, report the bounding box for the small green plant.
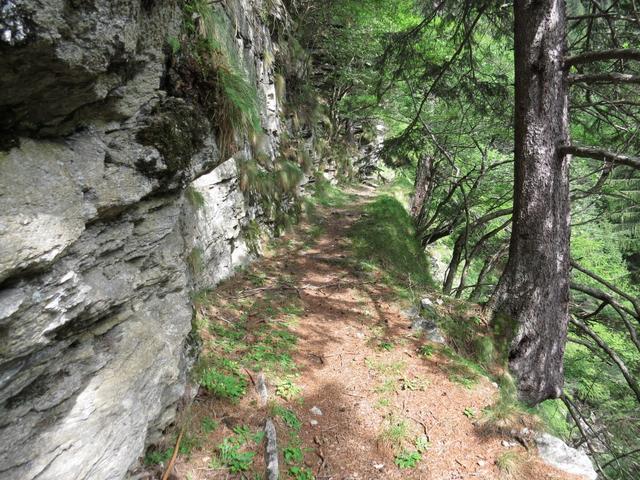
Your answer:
[496,451,522,476]
[450,374,477,389]
[284,445,304,465]
[276,379,303,400]
[415,435,430,454]
[248,271,268,286]
[400,377,428,391]
[463,407,476,419]
[144,448,172,466]
[202,416,219,433]
[185,186,206,209]
[272,405,302,431]
[188,247,205,274]
[379,416,409,448]
[218,438,256,473]
[365,358,406,376]
[233,425,252,440]
[288,466,315,480]
[167,35,181,55]
[178,432,201,457]
[379,341,394,351]
[418,344,435,358]
[374,379,397,394]
[394,450,421,469]
[200,368,246,400]
[375,398,391,408]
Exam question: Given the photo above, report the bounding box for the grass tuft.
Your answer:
[349,195,432,293]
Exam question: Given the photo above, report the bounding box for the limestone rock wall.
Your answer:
[0,0,292,479]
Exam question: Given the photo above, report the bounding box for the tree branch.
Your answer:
[562,395,612,480]
[569,72,640,84]
[562,145,640,170]
[570,317,640,404]
[566,48,640,67]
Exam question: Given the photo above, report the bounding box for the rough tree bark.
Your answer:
[410,155,434,220]
[489,0,571,405]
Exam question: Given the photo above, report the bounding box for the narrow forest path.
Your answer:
[162,185,584,480]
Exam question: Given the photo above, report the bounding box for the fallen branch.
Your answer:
[161,427,184,480]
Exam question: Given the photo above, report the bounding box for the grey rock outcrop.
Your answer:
[0,0,292,479]
[404,302,446,344]
[536,433,598,480]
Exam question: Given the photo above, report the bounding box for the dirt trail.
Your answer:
[172,186,584,480]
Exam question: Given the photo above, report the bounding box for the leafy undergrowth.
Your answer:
[349,194,433,302]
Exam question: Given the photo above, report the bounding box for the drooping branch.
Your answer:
[570,317,640,404]
[571,259,640,316]
[569,72,640,84]
[600,448,640,470]
[565,48,640,67]
[562,394,612,480]
[570,282,640,354]
[562,145,640,170]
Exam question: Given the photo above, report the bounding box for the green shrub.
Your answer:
[218,438,255,472]
[182,0,262,157]
[200,368,246,400]
[288,466,315,480]
[394,450,421,469]
[284,445,304,464]
[349,195,432,289]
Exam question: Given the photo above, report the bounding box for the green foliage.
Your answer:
[400,377,428,391]
[182,0,262,157]
[415,435,430,454]
[418,344,435,358]
[185,186,206,209]
[288,466,315,480]
[365,358,407,376]
[218,438,256,473]
[284,446,304,465]
[275,379,303,400]
[200,367,247,400]
[144,448,173,466]
[201,417,219,433]
[167,35,181,55]
[536,400,571,440]
[379,416,409,447]
[271,405,302,431]
[188,247,204,274]
[349,195,433,289]
[179,432,201,457]
[495,451,521,475]
[394,450,421,469]
[311,178,356,208]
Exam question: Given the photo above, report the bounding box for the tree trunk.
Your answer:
[490,0,571,405]
[443,236,464,295]
[410,155,434,220]
[469,243,508,302]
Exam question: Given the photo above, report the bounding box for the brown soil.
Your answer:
[167,186,586,480]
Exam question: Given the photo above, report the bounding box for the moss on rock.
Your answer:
[136,98,210,175]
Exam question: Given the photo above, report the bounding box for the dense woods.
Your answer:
[291,0,640,477]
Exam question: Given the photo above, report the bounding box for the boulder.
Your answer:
[536,433,598,480]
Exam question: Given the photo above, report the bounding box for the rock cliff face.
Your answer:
[0,1,337,478]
